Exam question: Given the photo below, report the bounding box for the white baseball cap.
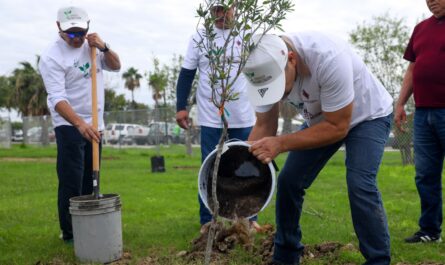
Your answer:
[57,6,89,31]
[242,34,288,106]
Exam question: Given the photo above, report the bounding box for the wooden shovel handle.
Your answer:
[91,47,99,171]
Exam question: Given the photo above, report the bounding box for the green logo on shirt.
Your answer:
[79,63,90,78]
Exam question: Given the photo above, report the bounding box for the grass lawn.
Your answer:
[0,144,444,264]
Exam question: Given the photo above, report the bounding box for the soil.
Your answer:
[206,145,272,219]
[254,230,445,265]
[36,228,445,265]
[191,219,254,253]
[0,155,118,162]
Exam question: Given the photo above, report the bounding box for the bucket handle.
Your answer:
[224,138,244,144]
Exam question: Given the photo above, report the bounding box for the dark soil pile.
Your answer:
[255,229,355,265]
[206,145,272,219]
[190,219,254,253]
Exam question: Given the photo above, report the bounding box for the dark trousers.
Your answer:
[273,115,392,265]
[55,125,101,240]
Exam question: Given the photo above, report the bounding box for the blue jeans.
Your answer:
[199,126,256,224]
[414,108,445,236]
[273,115,392,265]
[54,126,102,240]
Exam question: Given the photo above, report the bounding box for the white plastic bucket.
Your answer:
[69,194,122,263]
[198,141,276,220]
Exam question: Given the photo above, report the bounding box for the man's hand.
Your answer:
[86,33,106,50]
[176,110,189,129]
[75,121,101,143]
[249,136,283,164]
[394,104,407,132]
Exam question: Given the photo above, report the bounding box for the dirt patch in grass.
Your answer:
[0,156,119,163]
[255,229,360,265]
[395,263,445,265]
[173,165,200,169]
[0,157,56,163]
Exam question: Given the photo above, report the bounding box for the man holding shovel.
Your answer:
[39,6,120,243]
[244,33,392,264]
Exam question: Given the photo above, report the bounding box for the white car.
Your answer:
[103,123,141,145]
[12,129,23,142]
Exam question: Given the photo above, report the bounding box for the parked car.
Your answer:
[26,126,55,143]
[147,122,185,145]
[277,118,303,135]
[103,123,141,145]
[122,125,150,145]
[11,129,23,142]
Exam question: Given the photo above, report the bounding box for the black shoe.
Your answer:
[404,231,442,243]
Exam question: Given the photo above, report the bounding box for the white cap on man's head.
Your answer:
[242,34,288,106]
[57,6,89,31]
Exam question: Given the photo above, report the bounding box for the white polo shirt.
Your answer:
[39,37,115,130]
[182,27,255,128]
[257,31,393,128]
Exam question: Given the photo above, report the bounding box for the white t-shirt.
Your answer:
[39,37,115,130]
[257,31,393,128]
[182,27,255,128]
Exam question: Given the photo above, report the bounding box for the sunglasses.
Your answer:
[64,30,88,39]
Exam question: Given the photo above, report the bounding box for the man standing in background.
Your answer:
[175,4,258,233]
[395,0,445,244]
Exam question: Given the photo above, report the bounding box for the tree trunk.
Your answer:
[184,105,193,156]
[400,146,414,166]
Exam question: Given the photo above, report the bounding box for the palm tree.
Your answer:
[10,57,50,145]
[10,59,48,116]
[122,67,142,108]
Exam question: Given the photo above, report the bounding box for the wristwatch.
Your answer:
[99,43,110,53]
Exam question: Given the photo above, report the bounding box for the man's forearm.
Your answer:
[55,101,86,128]
[104,50,121,70]
[396,62,414,107]
[248,104,279,141]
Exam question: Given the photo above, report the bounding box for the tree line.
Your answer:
[1,14,413,121]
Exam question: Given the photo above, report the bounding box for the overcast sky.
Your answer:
[0,0,429,112]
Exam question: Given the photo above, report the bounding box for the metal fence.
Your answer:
[10,107,199,148]
[0,117,11,148]
[2,108,415,165]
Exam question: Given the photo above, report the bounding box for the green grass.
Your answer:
[0,145,444,264]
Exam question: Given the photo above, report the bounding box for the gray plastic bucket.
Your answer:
[198,141,276,220]
[69,194,122,263]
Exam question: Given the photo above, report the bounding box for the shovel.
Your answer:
[90,47,100,199]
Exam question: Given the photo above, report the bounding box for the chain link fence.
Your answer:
[0,116,11,148]
[3,108,415,165]
[6,107,200,149]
